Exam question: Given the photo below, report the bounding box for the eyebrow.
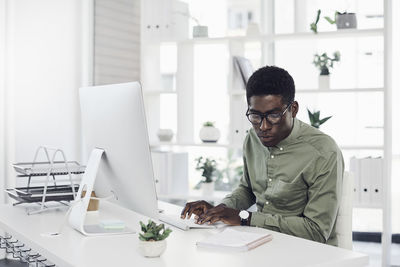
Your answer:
[249,107,282,113]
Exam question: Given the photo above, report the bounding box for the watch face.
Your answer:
[239,210,249,220]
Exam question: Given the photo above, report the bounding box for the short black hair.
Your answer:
[246,65,295,105]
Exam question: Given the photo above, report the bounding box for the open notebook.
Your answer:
[159,213,226,231]
[196,227,273,252]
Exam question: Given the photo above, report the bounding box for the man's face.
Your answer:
[248,95,298,147]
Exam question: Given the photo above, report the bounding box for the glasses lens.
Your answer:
[248,114,262,124]
[267,114,281,124]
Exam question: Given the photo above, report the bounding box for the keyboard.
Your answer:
[159,213,226,231]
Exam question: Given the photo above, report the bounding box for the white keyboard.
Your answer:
[159,213,226,231]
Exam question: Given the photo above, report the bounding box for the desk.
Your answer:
[0,201,368,267]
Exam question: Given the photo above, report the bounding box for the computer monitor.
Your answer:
[78,82,158,220]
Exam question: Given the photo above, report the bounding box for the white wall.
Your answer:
[1,0,86,193]
[0,0,6,202]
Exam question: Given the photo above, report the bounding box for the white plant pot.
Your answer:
[199,126,220,143]
[193,25,208,38]
[318,75,330,89]
[336,13,357,29]
[201,182,214,196]
[157,129,174,142]
[138,239,167,257]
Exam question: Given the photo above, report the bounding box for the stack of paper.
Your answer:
[196,228,272,252]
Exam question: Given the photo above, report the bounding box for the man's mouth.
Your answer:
[259,135,273,140]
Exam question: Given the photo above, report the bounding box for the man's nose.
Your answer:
[260,117,272,131]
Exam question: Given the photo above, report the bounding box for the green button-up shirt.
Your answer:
[222,118,344,246]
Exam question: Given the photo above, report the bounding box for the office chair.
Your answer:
[336,171,354,250]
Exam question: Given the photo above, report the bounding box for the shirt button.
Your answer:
[280,147,283,151]
[268,178,272,182]
[265,201,269,205]
[271,155,274,159]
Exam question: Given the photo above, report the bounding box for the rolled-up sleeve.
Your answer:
[221,156,256,210]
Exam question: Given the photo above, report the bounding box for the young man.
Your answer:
[181,65,344,246]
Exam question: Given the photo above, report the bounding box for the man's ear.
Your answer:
[291,101,299,118]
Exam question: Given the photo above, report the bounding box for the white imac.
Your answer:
[69,82,159,235]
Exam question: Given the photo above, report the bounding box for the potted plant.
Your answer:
[138,219,172,257]
[199,121,221,143]
[310,9,321,34]
[173,10,208,38]
[195,156,218,196]
[312,51,340,89]
[325,11,357,29]
[307,109,332,129]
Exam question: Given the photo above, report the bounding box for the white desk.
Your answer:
[0,201,368,267]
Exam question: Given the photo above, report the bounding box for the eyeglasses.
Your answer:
[246,102,293,125]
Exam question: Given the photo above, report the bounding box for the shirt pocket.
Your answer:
[272,179,308,210]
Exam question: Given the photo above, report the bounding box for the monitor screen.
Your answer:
[79,82,158,220]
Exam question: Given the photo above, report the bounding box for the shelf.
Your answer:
[163,28,384,45]
[340,145,384,150]
[144,90,177,95]
[296,88,384,93]
[230,88,384,96]
[150,142,241,149]
[273,28,383,41]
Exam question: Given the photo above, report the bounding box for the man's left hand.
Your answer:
[195,204,241,225]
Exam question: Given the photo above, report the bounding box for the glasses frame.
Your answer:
[246,102,293,126]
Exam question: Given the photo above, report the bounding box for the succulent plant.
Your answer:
[307,109,332,129]
[203,121,215,127]
[139,220,172,241]
[310,9,321,33]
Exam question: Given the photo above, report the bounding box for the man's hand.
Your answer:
[196,204,242,226]
[181,200,214,220]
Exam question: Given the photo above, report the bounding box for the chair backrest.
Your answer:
[336,171,353,250]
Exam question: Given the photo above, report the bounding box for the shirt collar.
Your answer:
[275,118,300,149]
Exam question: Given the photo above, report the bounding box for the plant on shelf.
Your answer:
[310,9,321,33]
[195,156,218,183]
[307,109,332,129]
[199,121,221,143]
[214,149,242,191]
[313,51,341,89]
[203,121,214,127]
[138,219,172,257]
[313,51,341,75]
[324,11,357,29]
[195,156,219,196]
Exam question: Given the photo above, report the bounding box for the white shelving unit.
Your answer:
[141,1,393,265]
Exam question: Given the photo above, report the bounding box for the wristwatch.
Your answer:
[239,210,250,226]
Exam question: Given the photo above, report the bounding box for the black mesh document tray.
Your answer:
[5,184,80,203]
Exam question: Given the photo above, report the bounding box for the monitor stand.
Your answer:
[68,148,134,236]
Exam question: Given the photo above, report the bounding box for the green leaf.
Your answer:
[324,16,336,24]
[315,111,320,120]
[139,221,147,232]
[319,116,332,125]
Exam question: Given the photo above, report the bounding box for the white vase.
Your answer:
[193,25,208,38]
[138,239,167,257]
[157,129,174,142]
[201,182,214,196]
[199,126,220,143]
[318,75,330,89]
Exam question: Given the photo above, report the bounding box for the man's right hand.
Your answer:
[180,200,214,220]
